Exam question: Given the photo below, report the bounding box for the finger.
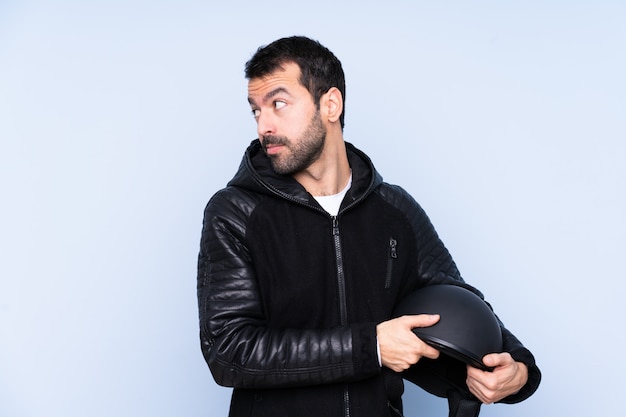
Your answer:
[466,371,496,404]
[482,352,513,368]
[403,314,440,328]
[420,342,440,360]
[466,358,525,404]
[466,364,482,379]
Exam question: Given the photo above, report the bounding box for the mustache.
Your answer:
[261,135,288,149]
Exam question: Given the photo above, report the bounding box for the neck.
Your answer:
[293,136,351,197]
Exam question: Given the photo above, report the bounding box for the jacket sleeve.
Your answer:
[379,184,541,403]
[197,188,381,389]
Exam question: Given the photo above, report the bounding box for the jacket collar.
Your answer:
[228,139,383,210]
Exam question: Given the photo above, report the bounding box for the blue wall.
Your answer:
[1,1,624,416]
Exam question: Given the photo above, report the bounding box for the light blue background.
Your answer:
[1,1,624,416]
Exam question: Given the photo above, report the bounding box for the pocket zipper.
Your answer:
[385,237,397,289]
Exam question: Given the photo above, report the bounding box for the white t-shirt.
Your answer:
[313,173,352,216]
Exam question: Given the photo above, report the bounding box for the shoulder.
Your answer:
[374,182,427,218]
[373,182,441,245]
[206,186,260,216]
[202,186,263,238]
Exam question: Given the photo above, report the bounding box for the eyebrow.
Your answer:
[247,87,289,106]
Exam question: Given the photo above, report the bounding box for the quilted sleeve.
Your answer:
[196,188,380,389]
[377,184,541,402]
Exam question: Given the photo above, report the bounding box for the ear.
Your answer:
[321,87,343,124]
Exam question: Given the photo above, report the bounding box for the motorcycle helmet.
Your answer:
[394,284,504,416]
[393,284,502,371]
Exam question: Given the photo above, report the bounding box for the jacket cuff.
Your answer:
[351,323,382,379]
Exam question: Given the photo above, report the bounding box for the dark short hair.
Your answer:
[245,36,346,129]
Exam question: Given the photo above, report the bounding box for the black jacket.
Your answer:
[197,140,540,417]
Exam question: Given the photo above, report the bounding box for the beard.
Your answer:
[262,110,327,175]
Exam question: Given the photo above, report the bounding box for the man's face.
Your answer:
[247,62,327,175]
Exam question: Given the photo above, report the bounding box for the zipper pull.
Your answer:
[385,237,397,289]
[389,237,397,258]
[332,216,340,235]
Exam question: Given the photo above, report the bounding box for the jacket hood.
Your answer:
[228,139,383,208]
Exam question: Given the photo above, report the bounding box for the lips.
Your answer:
[262,136,287,155]
[264,144,284,155]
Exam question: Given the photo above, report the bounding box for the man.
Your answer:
[197,36,540,417]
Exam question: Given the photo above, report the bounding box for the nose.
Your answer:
[257,111,276,137]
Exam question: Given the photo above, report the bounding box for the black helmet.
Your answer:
[393,284,502,371]
[393,284,503,417]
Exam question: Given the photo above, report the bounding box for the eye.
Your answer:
[251,108,261,118]
[274,100,286,110]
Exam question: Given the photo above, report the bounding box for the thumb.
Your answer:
[482,352,511,367]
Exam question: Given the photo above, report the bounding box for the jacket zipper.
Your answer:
[385,237,397,289]
[332,216,350,417]
[332,216,348,324]
[245,143,380,417]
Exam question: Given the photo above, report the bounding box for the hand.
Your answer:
[376,315,440,372]
[466,352,529,404]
